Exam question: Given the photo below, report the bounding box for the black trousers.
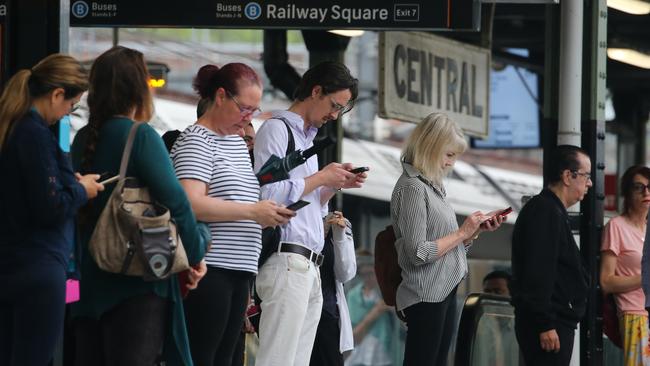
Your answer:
[309,310,344,366]
[0,259,66,366]
[184,266,252,366]
[515,317,575,366]
[402,287,458,366]
[73,293,169,366]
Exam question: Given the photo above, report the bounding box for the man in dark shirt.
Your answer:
[511,145,591,366]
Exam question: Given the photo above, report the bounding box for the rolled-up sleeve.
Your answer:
[395,184,439,265]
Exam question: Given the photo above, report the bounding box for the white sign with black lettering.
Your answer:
[379,32,490,137]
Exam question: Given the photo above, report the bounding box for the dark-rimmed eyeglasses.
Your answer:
[632,182,650,194]
[571,170,591,181]
[226,91,261,118]
[329,97,354,115]
[70,102,80,114]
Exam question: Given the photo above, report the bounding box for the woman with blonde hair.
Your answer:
[390,113,504,366]
[70,46,211,365]
[0,53,103,365]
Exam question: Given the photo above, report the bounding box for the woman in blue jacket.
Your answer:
[0,54,103,366]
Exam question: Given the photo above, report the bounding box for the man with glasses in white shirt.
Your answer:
[253,61,367,366]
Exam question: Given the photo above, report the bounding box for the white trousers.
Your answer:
[255,252,323,366]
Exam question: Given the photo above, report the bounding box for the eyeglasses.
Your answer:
[632,182,650,194]
[329,97,354,115]
[571,170,592,181]
[226,91,261,118]
[70,101,80,114]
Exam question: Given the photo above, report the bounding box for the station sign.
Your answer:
[69,0,479,31]
[379,32,490,137]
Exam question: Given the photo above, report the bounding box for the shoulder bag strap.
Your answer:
[272,117,295,156]
[117,122,142,183]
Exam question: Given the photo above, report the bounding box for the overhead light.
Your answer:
[328,30,365,37]
[607,0,650,15]
[607,48,650,69]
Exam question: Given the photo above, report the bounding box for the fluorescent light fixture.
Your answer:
[607,0,650,15]
[607,48,650,69]
[327,30,365,37]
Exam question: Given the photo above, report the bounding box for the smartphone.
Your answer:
[99,175,120,185]
[286,200,310,211]
[481,207,512,228]
[498,207,513,217]
[349,166,369,174]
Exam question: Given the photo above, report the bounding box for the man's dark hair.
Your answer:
[293,61,358,102]
[545,145,589,185]
[483,270,512,284]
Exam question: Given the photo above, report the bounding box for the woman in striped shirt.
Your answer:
[171,64,294,366]
[390,113,504,366]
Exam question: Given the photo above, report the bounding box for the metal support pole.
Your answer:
[558,0,583,147]
[580,0,607,364]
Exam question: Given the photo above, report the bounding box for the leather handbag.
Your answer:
[88,122,190,281]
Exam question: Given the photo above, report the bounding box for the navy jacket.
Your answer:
[0,110,87,270]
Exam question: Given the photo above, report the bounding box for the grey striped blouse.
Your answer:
[390,162,469,311]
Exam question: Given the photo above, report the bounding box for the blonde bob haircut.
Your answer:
[401,113,467,185]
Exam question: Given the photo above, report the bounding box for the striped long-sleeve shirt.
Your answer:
[390,162,469,311]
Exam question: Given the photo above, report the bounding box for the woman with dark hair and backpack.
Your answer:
[0,53,103,366]
[70,46,211,366]
[171,64,294,366]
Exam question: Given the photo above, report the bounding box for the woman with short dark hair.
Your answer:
[601,165,650,365]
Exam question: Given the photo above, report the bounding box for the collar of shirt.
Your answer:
[272,110,319,141]
[402,161,446,197]
[541,188,568,217]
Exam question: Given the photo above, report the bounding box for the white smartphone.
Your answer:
[99,175,120,185]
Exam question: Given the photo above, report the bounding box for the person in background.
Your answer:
[391,112,504,366]
[70,46,211,366]
[483,270,512,297]
[253,60,365,366]
[345,251,395,366]
[309,211,357,366]
[231,120,258,366]
[601,165,650,365]
[241,122,256,165]
[172,63,294,366]
[511,145,591,366]
[0,53,102,366]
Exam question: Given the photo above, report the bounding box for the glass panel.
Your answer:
[471,303,519,366]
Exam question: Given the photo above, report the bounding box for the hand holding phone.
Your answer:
[286,200,310,211]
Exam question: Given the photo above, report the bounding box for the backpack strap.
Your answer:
[271,117,295,156]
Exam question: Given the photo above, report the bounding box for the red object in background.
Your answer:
[604,174,617,212]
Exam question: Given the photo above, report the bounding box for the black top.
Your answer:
[510,188,589,332]
[320,230,338,318]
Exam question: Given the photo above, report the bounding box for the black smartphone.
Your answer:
[349,166,369,174]
[286,200,310,211]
